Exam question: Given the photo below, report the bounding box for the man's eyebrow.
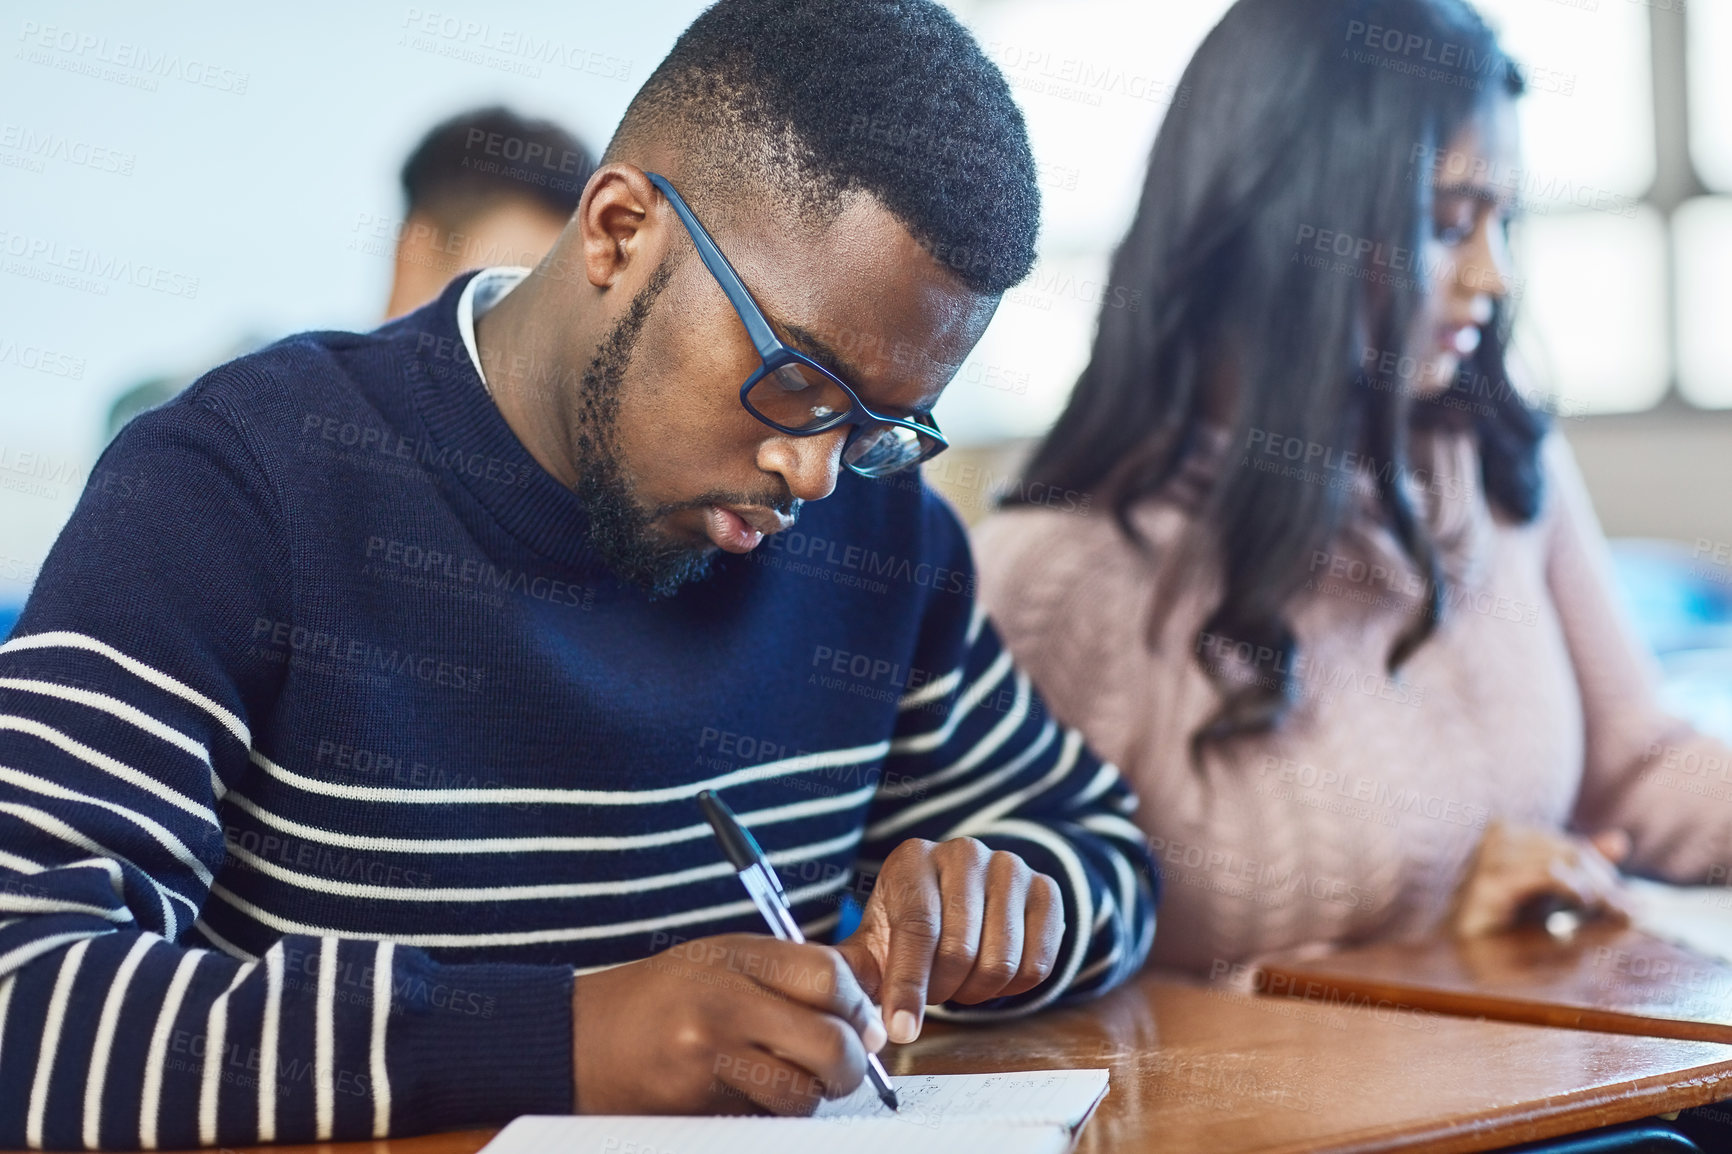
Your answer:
[775,318,869,386]
[774,317,934,418]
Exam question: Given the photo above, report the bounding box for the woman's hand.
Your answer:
[834,837,1065,1044]
[1451,820,1635,937]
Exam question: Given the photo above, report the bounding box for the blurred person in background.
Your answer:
[104,105,592,440]
[384,104,593,319]
[975,0,1729,973]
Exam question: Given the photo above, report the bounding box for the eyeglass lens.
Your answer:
[743,364,937,477]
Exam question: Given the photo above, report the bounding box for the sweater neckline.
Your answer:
[399,271,607,573]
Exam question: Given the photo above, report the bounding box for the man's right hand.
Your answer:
[571,933,889,1115]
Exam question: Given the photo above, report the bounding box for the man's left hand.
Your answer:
[834,837,1064,1045]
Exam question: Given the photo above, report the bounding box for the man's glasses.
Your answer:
[644,172,949,479]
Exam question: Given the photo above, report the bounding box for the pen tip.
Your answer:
[883,1089,899,1112]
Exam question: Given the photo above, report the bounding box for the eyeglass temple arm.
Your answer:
[643,172,782,360]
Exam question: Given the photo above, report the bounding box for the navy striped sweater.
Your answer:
[0,271,1157,1149]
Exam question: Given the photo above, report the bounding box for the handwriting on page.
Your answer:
[478,1072,1108,1154]
[812,1070,1109,1130]
[482,1114,1075,1154]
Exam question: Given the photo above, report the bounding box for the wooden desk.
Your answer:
[1256,923,1732,1044]
[214,969,1732,1154]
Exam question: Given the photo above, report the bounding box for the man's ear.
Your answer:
[578,164,664,290]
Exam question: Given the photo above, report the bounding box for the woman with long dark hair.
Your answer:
[974,0,1726,972]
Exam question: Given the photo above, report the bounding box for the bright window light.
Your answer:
[934,251,1111,443]
[1675,197,1732,407]
[960,0,1235,255]
[1508,207,1670,414]
[1473,0,1655,207]
[1688,1,1732,190]
[940,0,1667,443]
[934,0,1235,442]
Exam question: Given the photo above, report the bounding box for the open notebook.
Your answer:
[479,1069,1110,1154]
[1626,877,1732,963]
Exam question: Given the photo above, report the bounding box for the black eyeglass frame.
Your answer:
[643,171,949,478]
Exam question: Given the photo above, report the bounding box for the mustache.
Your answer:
[651,488,802,522]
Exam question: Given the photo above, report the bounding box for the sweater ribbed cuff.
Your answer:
[390,956,575,1133]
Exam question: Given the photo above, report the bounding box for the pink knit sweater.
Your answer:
[972,431,1732,974]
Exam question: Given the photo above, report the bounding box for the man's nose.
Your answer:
[758,428,847,503]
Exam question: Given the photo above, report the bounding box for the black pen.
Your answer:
[698,789,900,1112]
[1516,892,1587,940]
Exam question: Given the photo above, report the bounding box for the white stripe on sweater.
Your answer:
[222,828,860,904]
[223,779,876,855]
[0,679,212,773]
[884,675,1032,805]
[897,666,961,713]
[140,950,204,1150]
[1072,760,1124,808]
[944,725,1082,834]
[2,854,125,895]
[0,976,13,1087]
[85,935,159,1150]
[199,961,255,1145]
[249,742,891,806]
[370,941,394,1138]
[0,714,217,825]
[1070,940,1123,989]
[870,675,1034,820]
[1076,811,1149,848]
[0,930,111,982]
[887,649,1015,756]
[0,763,214,887]
[566,907,851,979]
[897,605,989,714]
[1101,838,1141,962]
[867,717,1057,842]
[967,601,989,644]
[210,870,854,948]
[315,937,337,1140]
[0,801,190,935]
[0,894,130,922]
[259,943,283,1142]
[0,631,250,748]
[191,917,257,962]
[28,936,90,1148]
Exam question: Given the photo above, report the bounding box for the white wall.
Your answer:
[1,0,711,602]
[3,0,1723,610]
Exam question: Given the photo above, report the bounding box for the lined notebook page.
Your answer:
[813,1069,1109,1130]
[482,1115,1073,1154]
[481,1070,1109,1154]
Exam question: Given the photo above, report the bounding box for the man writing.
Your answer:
[0,0,1157,1146]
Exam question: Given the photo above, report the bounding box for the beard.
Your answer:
[572,261,716,598]
[571,261,800,599]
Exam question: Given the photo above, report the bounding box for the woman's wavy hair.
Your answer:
[1008,0,1548,754]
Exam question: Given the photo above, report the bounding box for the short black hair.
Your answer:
[606,0,1039,294]
[400,105,595,231]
